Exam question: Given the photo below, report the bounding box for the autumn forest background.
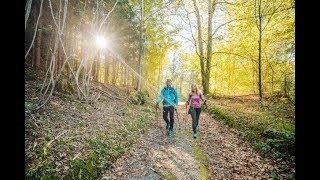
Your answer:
[25,0,295,179]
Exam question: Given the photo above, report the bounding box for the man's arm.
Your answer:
[156,88,164,106]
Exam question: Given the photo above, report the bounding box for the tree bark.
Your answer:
[204,0,215,95]
[192,0,215,95]
[192,0,206,93]
[96,51,101,82]
[157,59,162,90]
[104,52,109,84]
[257,0,263,105]
[112,57,117,85]
[25,0,33,30]
[137,0,144,91]
[34,5,42,70]
[124,65,128,87]
[57,42,61,73]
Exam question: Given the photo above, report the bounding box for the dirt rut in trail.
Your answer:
[100,106,276,179]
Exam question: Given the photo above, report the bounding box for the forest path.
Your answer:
[100,105,274,179]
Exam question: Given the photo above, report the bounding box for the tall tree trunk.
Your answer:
[57,40,61,73]
[192,0,215,95]
[132,74,136,89]
[192,0,206,92]
[124,66,127,87]
[121,65,124,86]
[92,60,96,82]
[33,2,42,70]
[157,60,162,90]
[268,61,275,95]
[96,51,101,82]
[112,57,117,84]
[204,0,215,95]
[104,52,109,84]
[137,0,144,91]
[25,0,33,30]
[257,0,263,105]
[60,39,65,74]
[252,63,256,94]
[79,32,84,79]
[283,74,289,98]
[92,51,100,82]
[34,18,42,70]
[64,28,69,78]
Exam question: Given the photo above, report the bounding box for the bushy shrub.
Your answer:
[132,90,150,105]
[208,105,295,161]
[262,129,295,157]
[25,68,37,81]
[56,77,75,94]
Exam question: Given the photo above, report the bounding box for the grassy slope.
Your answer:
[25,80,155,179]
[206,96,295,177]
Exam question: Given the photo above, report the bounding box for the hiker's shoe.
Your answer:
[169,130,173,137]
[192,132,197,139]
[166,124,170,130]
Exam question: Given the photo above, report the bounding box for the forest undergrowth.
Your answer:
[25,77,155,179]
[206,95,295,178]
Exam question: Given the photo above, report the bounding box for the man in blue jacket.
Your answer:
[156,79,178,136]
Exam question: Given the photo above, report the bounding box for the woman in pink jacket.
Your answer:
[186,84,206,138]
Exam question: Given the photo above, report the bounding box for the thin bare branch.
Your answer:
[25,0,44,59]
[98,0,120,32]
[25,0,33,30]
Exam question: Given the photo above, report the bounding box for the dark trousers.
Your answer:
[163,106,174,131]
[190,107,201,133]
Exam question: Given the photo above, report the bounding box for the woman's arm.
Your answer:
[187,93,192,104]
[200,92,206,101]
[186,93,191,113]
[186,93,192,107]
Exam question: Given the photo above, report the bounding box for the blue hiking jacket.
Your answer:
[156,86,178,107]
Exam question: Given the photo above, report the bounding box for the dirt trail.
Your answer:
[100,105,275,179]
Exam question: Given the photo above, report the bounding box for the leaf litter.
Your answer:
[26,80,291,179]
